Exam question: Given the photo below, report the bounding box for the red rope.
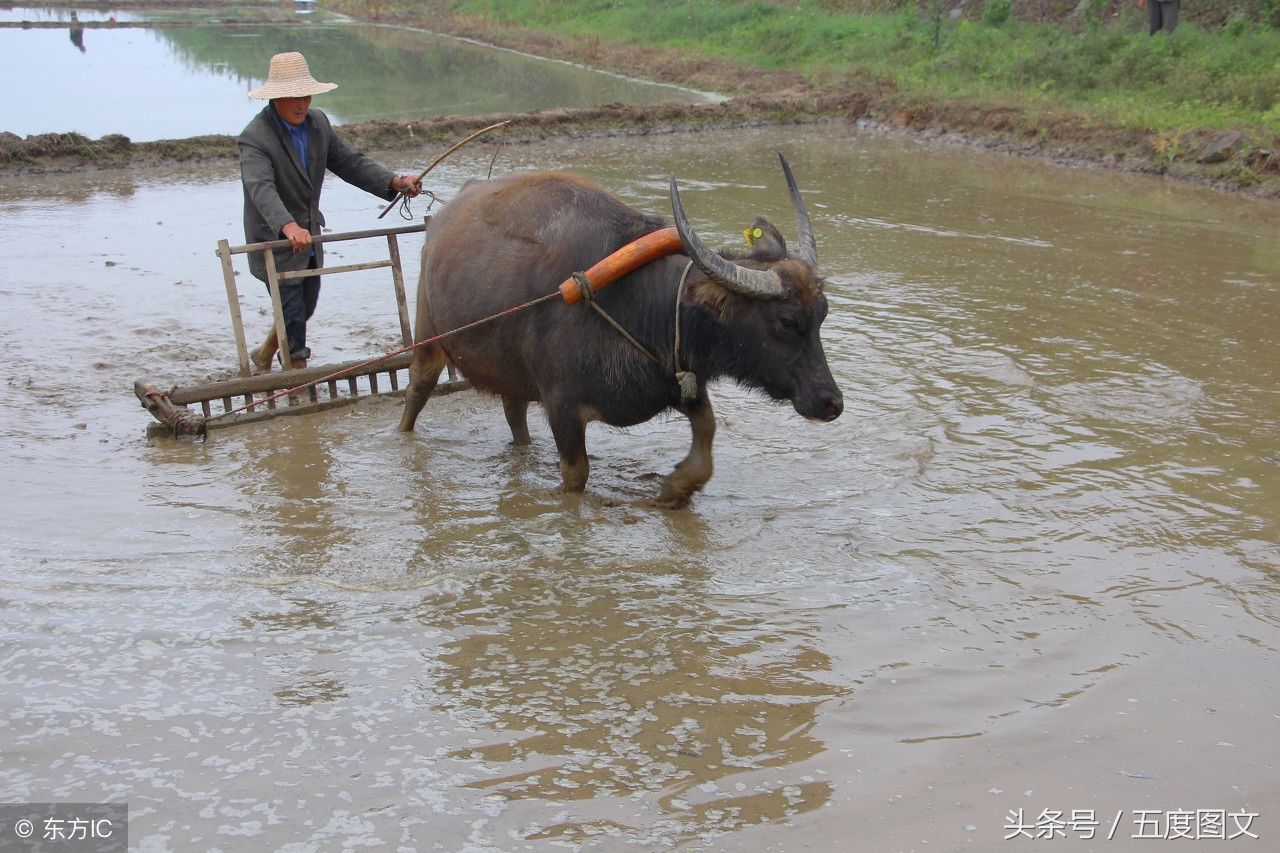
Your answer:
[211,226,685,423]
[213,289,561,421]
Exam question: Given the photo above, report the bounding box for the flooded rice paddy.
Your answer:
[0,8,708,141]
[1,126,1278,850]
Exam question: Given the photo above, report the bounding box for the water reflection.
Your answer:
[240,598,352,707]
[0,7,133,23]
[158,22,708,124]
[0,15,706,140]
[413,568,842,843]
[237,426,351,580]
[67,10,84,52]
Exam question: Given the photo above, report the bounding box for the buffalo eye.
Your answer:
[778,314,803,334]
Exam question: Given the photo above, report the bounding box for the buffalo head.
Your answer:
[670,154,843,423]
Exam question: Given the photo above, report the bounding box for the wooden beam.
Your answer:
[223,223,426,257]
[263,249,294,371]
[167,352,416,404]
[134,380,206,438]
[218,239,253,378]
[277,259,393,280]
[388,232,414,347]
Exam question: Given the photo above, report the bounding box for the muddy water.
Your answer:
[1,127,1278,850]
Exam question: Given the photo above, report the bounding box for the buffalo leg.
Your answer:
[659,396,715,506]
[398,344,448,432]
[546,405,589,492]
[502,397,532,446]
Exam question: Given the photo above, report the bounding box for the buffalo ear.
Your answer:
[682,272,736,316]
[745,218,788,262]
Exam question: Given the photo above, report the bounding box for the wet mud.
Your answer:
[0,95,865,174]
[2,127,1277,849]
[7,92,1278,200]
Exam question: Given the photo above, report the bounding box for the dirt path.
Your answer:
[3,4,1276,200]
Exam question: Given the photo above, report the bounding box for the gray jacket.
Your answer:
[238,104,396,283]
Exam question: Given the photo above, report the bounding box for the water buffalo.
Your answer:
[398,155,842,504]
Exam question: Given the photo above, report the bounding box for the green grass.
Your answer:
[441,0,1280,133]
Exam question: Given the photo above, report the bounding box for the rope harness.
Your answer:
[196,255,696,432]
[207,289,562,425]
[671,261,698,405]
[570,261,698,405]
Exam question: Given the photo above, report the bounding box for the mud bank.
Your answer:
[4,4,1277,198]
[0,94,869,173]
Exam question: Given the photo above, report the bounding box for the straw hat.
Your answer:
[247,52,337,99]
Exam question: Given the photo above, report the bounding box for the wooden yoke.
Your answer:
[558,227,684,304]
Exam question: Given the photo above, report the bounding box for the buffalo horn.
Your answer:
[778,153,818,269]
[670,176,784,299]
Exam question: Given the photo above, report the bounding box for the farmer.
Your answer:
[1139,0,1180,36]
[239,51,422,371]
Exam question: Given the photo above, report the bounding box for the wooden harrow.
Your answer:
[134,220,465,438]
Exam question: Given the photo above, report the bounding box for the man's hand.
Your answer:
[281,222,312,254]
[391,175,423,198]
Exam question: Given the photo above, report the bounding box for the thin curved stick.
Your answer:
[377,119,511,219]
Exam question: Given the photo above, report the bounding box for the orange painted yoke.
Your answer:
[558,227,684,305]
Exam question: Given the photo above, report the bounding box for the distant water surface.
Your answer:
[0,9,709,141]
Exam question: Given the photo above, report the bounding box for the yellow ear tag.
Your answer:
[743,226,763,246]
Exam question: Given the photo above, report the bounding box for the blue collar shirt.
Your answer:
[276,112,310,172]
[275,112,314,257]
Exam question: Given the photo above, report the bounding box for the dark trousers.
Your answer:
[1149,0,1179,35]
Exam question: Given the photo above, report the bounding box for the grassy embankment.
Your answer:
[5,1,1278,193]
[337,0,1280,192]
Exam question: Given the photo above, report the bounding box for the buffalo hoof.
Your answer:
[558,457,589,492]
[657,478,701,508]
